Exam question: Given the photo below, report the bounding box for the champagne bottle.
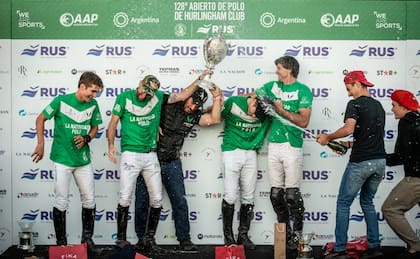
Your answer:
[327,140,348,154]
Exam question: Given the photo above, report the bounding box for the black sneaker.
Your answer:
[360,246,383,259]
[397,250,420,259]
[325,250,348,259]
[179,239,199,253]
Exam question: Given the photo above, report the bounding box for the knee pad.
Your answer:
[285,188,304,215]
[270,187,286,207]
[270,187,288,222]
[286,188,305,231]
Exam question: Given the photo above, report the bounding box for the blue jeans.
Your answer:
[334,158,385,252]
[135,159,190,241]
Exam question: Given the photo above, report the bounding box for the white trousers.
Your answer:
[268,142,303,188]
[118,151,162,208]
[54,162,95,211]
[222,149,258,205]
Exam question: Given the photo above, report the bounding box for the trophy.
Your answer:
[296,232,316,259]
[17,220,35,252]
[199,29,230,90]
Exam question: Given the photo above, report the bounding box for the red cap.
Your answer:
[344,71,374,87]
[391,89,420,111]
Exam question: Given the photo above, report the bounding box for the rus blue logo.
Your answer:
[152,45,198,56]
[21,45,67,56]
[302,170,329,180]
[284,45,330,57]
[94,168,120,180]
[184,170,198,180]
[303,211,329,221]
[21,168,55,180]
[350,46,395,57]
[227,45,264,57]
[21,210,54,221]
[87,45,133,56]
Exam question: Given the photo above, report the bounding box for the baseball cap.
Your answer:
[391,89,420,111]
[344,71,374,87]
[142,75,160,96]
[191,87,208,107]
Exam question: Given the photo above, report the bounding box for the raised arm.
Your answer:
[316,118,356,146]
[167,72,210,104]
[199,85,223,127]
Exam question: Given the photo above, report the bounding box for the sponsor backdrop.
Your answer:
[0,0,420,254]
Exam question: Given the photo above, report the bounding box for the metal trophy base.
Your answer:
[17,231,35,252]
[296,232,316,259]
[297,248,314,259]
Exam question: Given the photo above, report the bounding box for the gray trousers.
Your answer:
[382,177,420,251]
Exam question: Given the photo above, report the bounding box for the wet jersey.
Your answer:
[221,96,270,152]
[112,90,165,153]
[43,93,102,167]
[158,101,202,162]
[256,80,313,148]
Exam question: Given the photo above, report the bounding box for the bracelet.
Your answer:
[213,95,221,100]
[83,135,92,144]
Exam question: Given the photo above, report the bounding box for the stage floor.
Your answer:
[0,244,407,259]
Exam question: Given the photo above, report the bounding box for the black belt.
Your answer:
[145,148,157,153]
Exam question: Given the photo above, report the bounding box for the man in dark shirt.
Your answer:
[382,89,420,259]
[317,71,386,259]
[134,75,223,253]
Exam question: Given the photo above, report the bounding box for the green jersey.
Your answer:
[43,93,102,167]
[112,89,165,153]
[221,96,270,152]
[256,81,313,148]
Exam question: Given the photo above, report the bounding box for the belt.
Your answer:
[145,148,157,153]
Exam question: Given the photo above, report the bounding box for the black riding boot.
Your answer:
[53,207,67,245]
[116,204,129,244]
[143,207,162,251]
[286,188,305,250]
[81,207,102,255]
[270,187,295,250]
[237,204,256,250]
[221,199,236,246]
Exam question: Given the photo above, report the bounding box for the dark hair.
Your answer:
[78,72,104,90]
[274,56,300,78]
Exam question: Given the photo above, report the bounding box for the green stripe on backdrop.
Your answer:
[407,1,420,39]
[0,0,11,38]
[7,0,418,40]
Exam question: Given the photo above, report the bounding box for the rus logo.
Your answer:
[153,45,198,56]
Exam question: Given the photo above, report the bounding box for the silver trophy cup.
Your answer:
[17,220,35,252]
[199,29,230,90]
[296,232,316,259]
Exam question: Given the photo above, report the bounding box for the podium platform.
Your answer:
[0,244,406,259]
